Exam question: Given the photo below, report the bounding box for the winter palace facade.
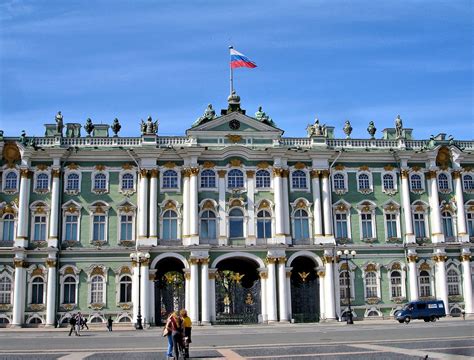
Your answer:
[0,93,473,327]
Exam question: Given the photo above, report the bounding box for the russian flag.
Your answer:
[230,48,257,69]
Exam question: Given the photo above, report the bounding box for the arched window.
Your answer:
[228,169,244,189]
[200,210,216,241]
[64,215,78,242]
[119,275,132,303]
[36,173,49,191]
[339,271,350,300]
[257,210,272,239]
[334,173,345,190]
[200,170,216,188]
[94,173,107,190]
[2,214,15,241]
[33,215,47,241]
[63,276,76,304]
[5,172,18,190]
[410,174,422,191]
[256,170,271,188]
[163,170,178,189]
[413,211,427,239]
[293,209,309,240]
[365,272,378,298]
[120,215,133,241]
[441,211,454,240]
[390,271,402,298]
[162,210,178,240]
[463,174,473,191]
[467,210,474,238]
[229,208,244,239]
[292,170,307,189]
[90,275,104,304]
[121,173,134,190]
[383,174,394,190]
[335,213,348,239]
[92,215,106,241]
[358,173,370,190]
[419,270,431,297]
[66,173,80,191]
[438,173,449,191]
[447,269,460,296]
[0,276,12,304]
[31,277,44,304]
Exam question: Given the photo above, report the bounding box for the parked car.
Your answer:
[394,300,446,323]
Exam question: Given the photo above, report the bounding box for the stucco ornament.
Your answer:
[111,118,121,136]
[395,115,403,138]
[255,106,275,126]
[306,118,326,137]
[193,104,216,127]
[367,121,376,139]
[84,118,94,136]
[141,116,159,135]
[343,120,352,139]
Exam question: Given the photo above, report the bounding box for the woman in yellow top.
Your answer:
[180,309,192,358]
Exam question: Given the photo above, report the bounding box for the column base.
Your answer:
[404,234,416,244]
[44,324,55,328]
[278,319,290,323]
[431,233,445,243]
[137,238,157,247]
[200,321,212,326]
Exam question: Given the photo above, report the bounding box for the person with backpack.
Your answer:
[68,314,78,336]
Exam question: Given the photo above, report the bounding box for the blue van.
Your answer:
[394,300,446,323]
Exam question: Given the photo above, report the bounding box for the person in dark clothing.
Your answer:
[81,317,89,330]
[107,316,113,331]
[68,315,78,336]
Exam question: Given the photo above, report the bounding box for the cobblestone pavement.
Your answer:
[0,319,473,359]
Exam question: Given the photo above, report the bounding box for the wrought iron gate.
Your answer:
[155,271,185,325]
[215,270,261,324]
[291,272,319,322]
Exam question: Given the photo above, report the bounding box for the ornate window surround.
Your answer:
[462,172,474,194]
[91,169,109,194]
[26,265,47,308]
[59,265,80,309]
[338,261,357,301]
[33,169,51,194]
[198,199,219,242]
[1,167,19,194]
[409,170,425,194]
[356,170,373,194]
[88,201,110,246]
[0,266,14,308]
[362,262,381,302]
[332,171,348,195]
[226,167,247,193]
[332,199,352,242]
[465,200,474,240]
[290,167,310,193]
[114,266,133,306]
[227,205,248,240]
[160,166,182,193]
[64,168,82,195]
[255,169,272,191]
[61,200,82,244]
[417,261,435,299]
[381,170,398,195]
[117,200,136,245]
[29,201,50,243]
[119,169,136,195]
[199,169,218,191]
[86,265,108,309]
[254,199,275,239]
[356,200,377,242]
[0,202,18,242]
[290,198,313,241]
[159,200,182,241]
[440,201,457,242]
[446,259,462,298]
[437,171,452,194]
[382,200,401,242]
[385,261,407,301]
[411,200,430,241]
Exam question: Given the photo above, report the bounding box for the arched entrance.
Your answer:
[214,257,261,324]
[290,256,320,322]
[154,257,186,325]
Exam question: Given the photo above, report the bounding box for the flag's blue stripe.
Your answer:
[231,54,251,62]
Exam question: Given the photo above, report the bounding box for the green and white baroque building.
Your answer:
[0,94,473,328]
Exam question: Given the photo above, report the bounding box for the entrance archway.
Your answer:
[154,257,186,325]
[214,256,261,324]
[290,256,320,322]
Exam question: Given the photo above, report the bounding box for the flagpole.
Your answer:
[229,45,234,95]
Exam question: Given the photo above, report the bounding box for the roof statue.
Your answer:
[141,116,158,135]
[55,111,64,135]
[84,118,94,137]
[306,118,326,137]
[254,106,275,127]
[192,104,216,127]
[395,115,403,139]
[343,120,353,139]
[111,118,121,137]
[367,121,377,139]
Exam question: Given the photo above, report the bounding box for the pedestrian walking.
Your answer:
[81,317,89,330]
[75,312,82,336]
[180,309,192,358]
[68,314,78,336]
[107,316,113,331]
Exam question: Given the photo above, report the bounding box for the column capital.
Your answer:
[401,169,410,179]
[200,257,210,265]
[323,255,334,264]
[51,169,61,178]
[425,170,438,179]
[272,168,283,177]
[317,270,326,277]
[190,167,200,176]
[189,257,200,265]
[452,170,462,179]
[217,169,226,178]
[246,170,255,177]
[407,254,418,263]
[184,272,191,280]
[320,170,330,178]
[277,256,287,264]
[45,259,57,268]
[285,270,292,278]
[265,256,277,265]
[281,169,290,178]
[432,254,447,262]
[310,170,320,179]
[259,271,268,279]
[20,169,32,178]
[460,254,472,262]
[150,169,160,178]
[139,169,149,178]
[13,258,27,268]
[182,168,192,177]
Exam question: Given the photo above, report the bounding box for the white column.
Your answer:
[148,170,159,240]
[434,255,449,315]
[182,171,190,240]
[324,255,336,320]
[48,169,61,247]
[266,258,278,322]
[132,262,139,322]
[189,259,199,323]
[285,269,292,321]
[185,271,191,313]
[321,171,333,237]
[401,170,415,243]
[407,255,419,301]
[318,269,326,320]
[273,169,284,240]
[189,168,199,245]
[149,270,156,325]
[427,170,443,242]
[138,170,149,239]
[140,261,150,325]
[12,259,26,326]
[461,253,473,316]
[259,271,268,323]
[201,259,210,324]
[246,170,256,245]
[209,269,217,323]
[277,257,289,322]
[218,170,227,245]
[453,171,468,242]
[45,258,57,326]
[282,171,291,239]
[311,171,323,239]
[16,169,31,247]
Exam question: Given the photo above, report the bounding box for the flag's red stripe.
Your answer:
[231,60,257,69]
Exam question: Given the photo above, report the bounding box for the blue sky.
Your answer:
[0,0,472,139]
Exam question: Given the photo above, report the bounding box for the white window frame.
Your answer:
[61,200,82,243]
[2,168,19,194]
[0,209,17,243]
[228,206,248,240]
[29,201,50,243]
[88,202,110,245]
[256,209,273,240]
[159,200,182,241]
[33,170,51,194]
[26,265,47,306]
[64,170,82,195]
[199,169,218,190]
[411,201,430,241]
[160,168,181,192]
[119,170,136,195]
[0,271,13,306]
[332,171,348,195]
[290,198,313,242]
[199,209,219,243]
[462,173,474,193]
[255,169,272,190]
[91,170,109,194]
[226,168,246,192]
[437,171,452,194]
[86,265,107,306]
[290,169,310,192]
[386,262,407,300]
[382,201,401,242]
[356,171,373,194]
[117,201,136,243]
[381,170,398,195]
[409,171,425,194]
[446,265,461,297]
[362,263,381,300]
[59,265,80,307]
[465,201,474,239]
[356,201,377,241]
[338,261,356,301]
[332,200,352,241]
[417,263,434,298]
[117,273,133,304]
[440,204,457,242]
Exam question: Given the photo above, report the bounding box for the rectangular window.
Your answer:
[385,213,398,238]
[229,219,244,238]
[335,213,348,239]
[391,277,402,298]
[65,215,78,241]
[467,213,474,237]
[414,213,426,238]
[361,213,372,239]
[33,216,47,241]
[120,215,133,241]
[93,215,106,241]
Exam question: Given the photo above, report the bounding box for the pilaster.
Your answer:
[246,170,256,245]
[45,256,57,327]
[148,169,159,242]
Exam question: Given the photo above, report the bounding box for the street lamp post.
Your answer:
[130,251,150,330]
[336,249,356,324]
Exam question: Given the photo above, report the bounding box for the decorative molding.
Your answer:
[310,170,320,179]
[272,168,283,177]
[150,169,159,178]
[202,161,215,169]
[226,134,242,143]
[163,162,176,169]
[218,170,226,178]
[432,254,447,262]
[359,165,370,171]
[257,162,270,169]
[246,170,255,177]
[229,159,242,167]
[45,259,56,268]
[294,162,306,170]
[334,164,345,171]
